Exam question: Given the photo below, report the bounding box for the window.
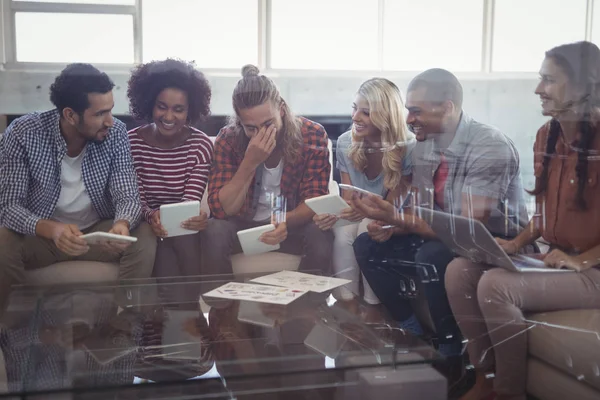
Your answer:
[592,0,600,45]
[13,0,134,4]
[270,0,379,70]
[383,0,483,71]
[15,12,134,63]
[142,0,258,69]
[492,0,587,72]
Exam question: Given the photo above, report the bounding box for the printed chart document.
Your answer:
[250,271,351,293]
[203,282,307,305]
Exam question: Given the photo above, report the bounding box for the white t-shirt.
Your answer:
[52,147,101,230]
[253,160,284,222]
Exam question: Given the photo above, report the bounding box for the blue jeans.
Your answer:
[353,233,461,345]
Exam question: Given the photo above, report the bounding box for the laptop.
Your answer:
[414,207,572,273]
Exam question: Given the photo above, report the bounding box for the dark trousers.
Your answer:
[353,233,461,345]
[201,218,334,276]
[153,233,203,278]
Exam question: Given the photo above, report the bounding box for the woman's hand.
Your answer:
[495,237,519,255]
[339,207,364,222]
[347,193,396,225]
[313,213,338,231]
[544,249,591,272]
[150,211,168,238]
[182,210,209,231]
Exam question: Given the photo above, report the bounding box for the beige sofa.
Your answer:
[415,282,600,399]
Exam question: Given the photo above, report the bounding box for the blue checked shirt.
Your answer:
[0,109,142,235]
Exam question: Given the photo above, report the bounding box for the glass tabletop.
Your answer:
[0,272,440,399]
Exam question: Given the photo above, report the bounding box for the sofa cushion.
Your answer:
[527,357,600,400]
[527,309,600,391]
[25,261,119,285]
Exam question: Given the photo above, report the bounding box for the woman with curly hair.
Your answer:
[127,58,213,278]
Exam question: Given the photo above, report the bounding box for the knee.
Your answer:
[0,227,24,281]
[445,257,482,298]
[333,225,358,247]
[414,240,453,267]
[131,222,156,250]
[0,228,22,259]
[129,222,157,276]
[476,268,513,310]
[352,232,374,258]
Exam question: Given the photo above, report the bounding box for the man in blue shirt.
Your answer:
[0,63,156,316]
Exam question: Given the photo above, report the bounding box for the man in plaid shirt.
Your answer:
[202,65,333,275]
[0,64,156,316]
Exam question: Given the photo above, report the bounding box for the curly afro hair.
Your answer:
[127,59,211,124]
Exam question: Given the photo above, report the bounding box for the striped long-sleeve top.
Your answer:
[129,126,214,223]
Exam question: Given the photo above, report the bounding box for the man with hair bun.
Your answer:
[202,64,334,275]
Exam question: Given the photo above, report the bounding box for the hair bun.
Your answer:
[241,64,260,78]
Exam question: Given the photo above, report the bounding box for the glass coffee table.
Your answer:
[0,272,442,399]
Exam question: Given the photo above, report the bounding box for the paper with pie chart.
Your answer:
[203,282,307,305]
[250,271,351,293]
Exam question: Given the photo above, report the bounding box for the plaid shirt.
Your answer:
[208,117,331,219]
[0,110,141,235]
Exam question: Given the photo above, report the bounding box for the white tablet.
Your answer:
[159,200,201,237]
[338,184,382,198]
[80,232,138,245]
[236,224,280,256]
[305,194,358,229]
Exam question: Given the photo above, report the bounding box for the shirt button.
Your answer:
[570,179,575,184]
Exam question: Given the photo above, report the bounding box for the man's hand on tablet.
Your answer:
[182,210,209,231]
[260,222,288,245]
[106,220,132,252]
[51,222,89,256]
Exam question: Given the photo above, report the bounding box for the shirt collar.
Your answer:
[50,109,68,155]
[421,112,469,163]
[426,112,471,157]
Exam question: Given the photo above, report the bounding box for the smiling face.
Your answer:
[405,86,447,142]
[351,94,380,140]
[534,57,580,117]
[152,87,189,137]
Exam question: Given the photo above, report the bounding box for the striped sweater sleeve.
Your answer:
[183,134,214,203]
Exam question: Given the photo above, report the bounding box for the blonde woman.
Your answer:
[313,78,414,313]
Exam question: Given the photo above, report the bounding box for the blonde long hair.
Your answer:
[229,65,302,163]
[347,78,413,190]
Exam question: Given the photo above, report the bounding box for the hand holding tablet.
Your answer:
[159,200,202,237]
[237,224,281,255]
[338,184,382,198]
[305,194,362,229]
[80,232,138,245]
